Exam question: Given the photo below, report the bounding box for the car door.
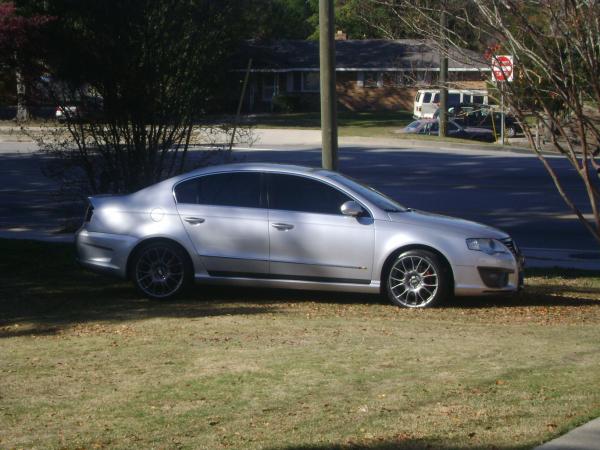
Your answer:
[174,171,268,275]
[267,173,374,283]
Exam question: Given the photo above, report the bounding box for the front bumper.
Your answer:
[453,248,524,296]
[76,228,138,279]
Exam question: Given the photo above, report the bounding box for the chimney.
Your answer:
[335,30,347,41]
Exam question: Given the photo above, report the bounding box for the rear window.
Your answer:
[422,93,432,103]
[432,93,439,103]
[473,95,484,104]
[174,172,261,208]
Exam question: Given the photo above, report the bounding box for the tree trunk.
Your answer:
[15,62,29,122]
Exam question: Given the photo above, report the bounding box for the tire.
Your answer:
[384,250,451,308]
[131,241,191,300]
[506,126,516,138]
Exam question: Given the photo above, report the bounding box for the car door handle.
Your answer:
[184,216,205,225]
[271,223,294,231]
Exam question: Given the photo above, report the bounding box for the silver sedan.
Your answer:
[76,163,524,308]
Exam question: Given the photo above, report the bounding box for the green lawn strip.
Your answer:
[238,111,414,129]
[1,239,600,449]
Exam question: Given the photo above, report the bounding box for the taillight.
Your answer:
[84,205,94,222]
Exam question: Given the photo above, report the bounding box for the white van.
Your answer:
[413,89,488,119]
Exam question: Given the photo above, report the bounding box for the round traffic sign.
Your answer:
[492,55,513,82]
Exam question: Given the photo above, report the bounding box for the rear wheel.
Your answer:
[131,242,191,300]
[506,125,516,138]
[384,250,450,308]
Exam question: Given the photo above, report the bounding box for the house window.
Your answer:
[262,74,277,101]
[382,72,414,87]
[302,72,320,92]
[364,72,383,88]
[397,72,415,86]
[382,72,396,86]
[415,70,434,85]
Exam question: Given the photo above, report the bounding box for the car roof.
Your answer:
[172,162,324,183]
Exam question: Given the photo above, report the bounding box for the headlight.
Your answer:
[466,238,508,255]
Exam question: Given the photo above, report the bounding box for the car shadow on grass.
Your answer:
[1,240,599,337]
[3,266,599,323]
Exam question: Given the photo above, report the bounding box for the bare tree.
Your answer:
[370,0,600,245]
[27,0,253,196]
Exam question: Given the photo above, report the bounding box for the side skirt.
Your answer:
[194,272,381,294]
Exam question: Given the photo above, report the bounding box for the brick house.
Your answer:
[236,39,490,112]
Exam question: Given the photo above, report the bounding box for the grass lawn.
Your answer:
[1,240,600,449]
[239,111,414,130]
[236,111,508,144]
[238,111,415,139]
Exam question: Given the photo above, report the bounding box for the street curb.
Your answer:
[0,126,556,157]
[533,417,600,450]
[250,128,560,157]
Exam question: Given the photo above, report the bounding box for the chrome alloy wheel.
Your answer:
[134,246,185,298]
[389,255,439,307]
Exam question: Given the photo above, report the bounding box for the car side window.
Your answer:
[174,172,262,208]
[448,93,460,105]
[268,174,351,215]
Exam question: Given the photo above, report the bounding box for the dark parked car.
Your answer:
[434,103,522,137]
[55,96,104,123]
[416,119,496,143]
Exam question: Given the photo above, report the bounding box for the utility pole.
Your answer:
[229,58,252,152]
[438,3,448,137]
[319,0,338,170]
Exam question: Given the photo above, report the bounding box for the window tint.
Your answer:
[422,93,432,103]
[175,172,261,208]
[448,93,461,105]
[269,174,351,215]
[473,95,484,104]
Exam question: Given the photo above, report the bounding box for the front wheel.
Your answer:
[131,242,191,300]
[384,250,451,308]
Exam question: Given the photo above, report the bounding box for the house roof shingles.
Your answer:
[238,39,489,72]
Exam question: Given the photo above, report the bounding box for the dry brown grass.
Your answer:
[1,240,599,450]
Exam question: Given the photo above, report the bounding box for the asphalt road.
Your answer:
[0,140,594,252]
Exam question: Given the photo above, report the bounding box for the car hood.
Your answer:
[387,210,509,239]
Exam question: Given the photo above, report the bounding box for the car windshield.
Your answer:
[326,173,408,213]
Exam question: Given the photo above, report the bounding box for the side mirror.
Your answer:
[341,200,365,217]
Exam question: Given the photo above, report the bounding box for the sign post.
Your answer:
[491,55,513,145]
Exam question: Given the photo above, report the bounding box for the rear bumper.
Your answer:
[75,228,138,279]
